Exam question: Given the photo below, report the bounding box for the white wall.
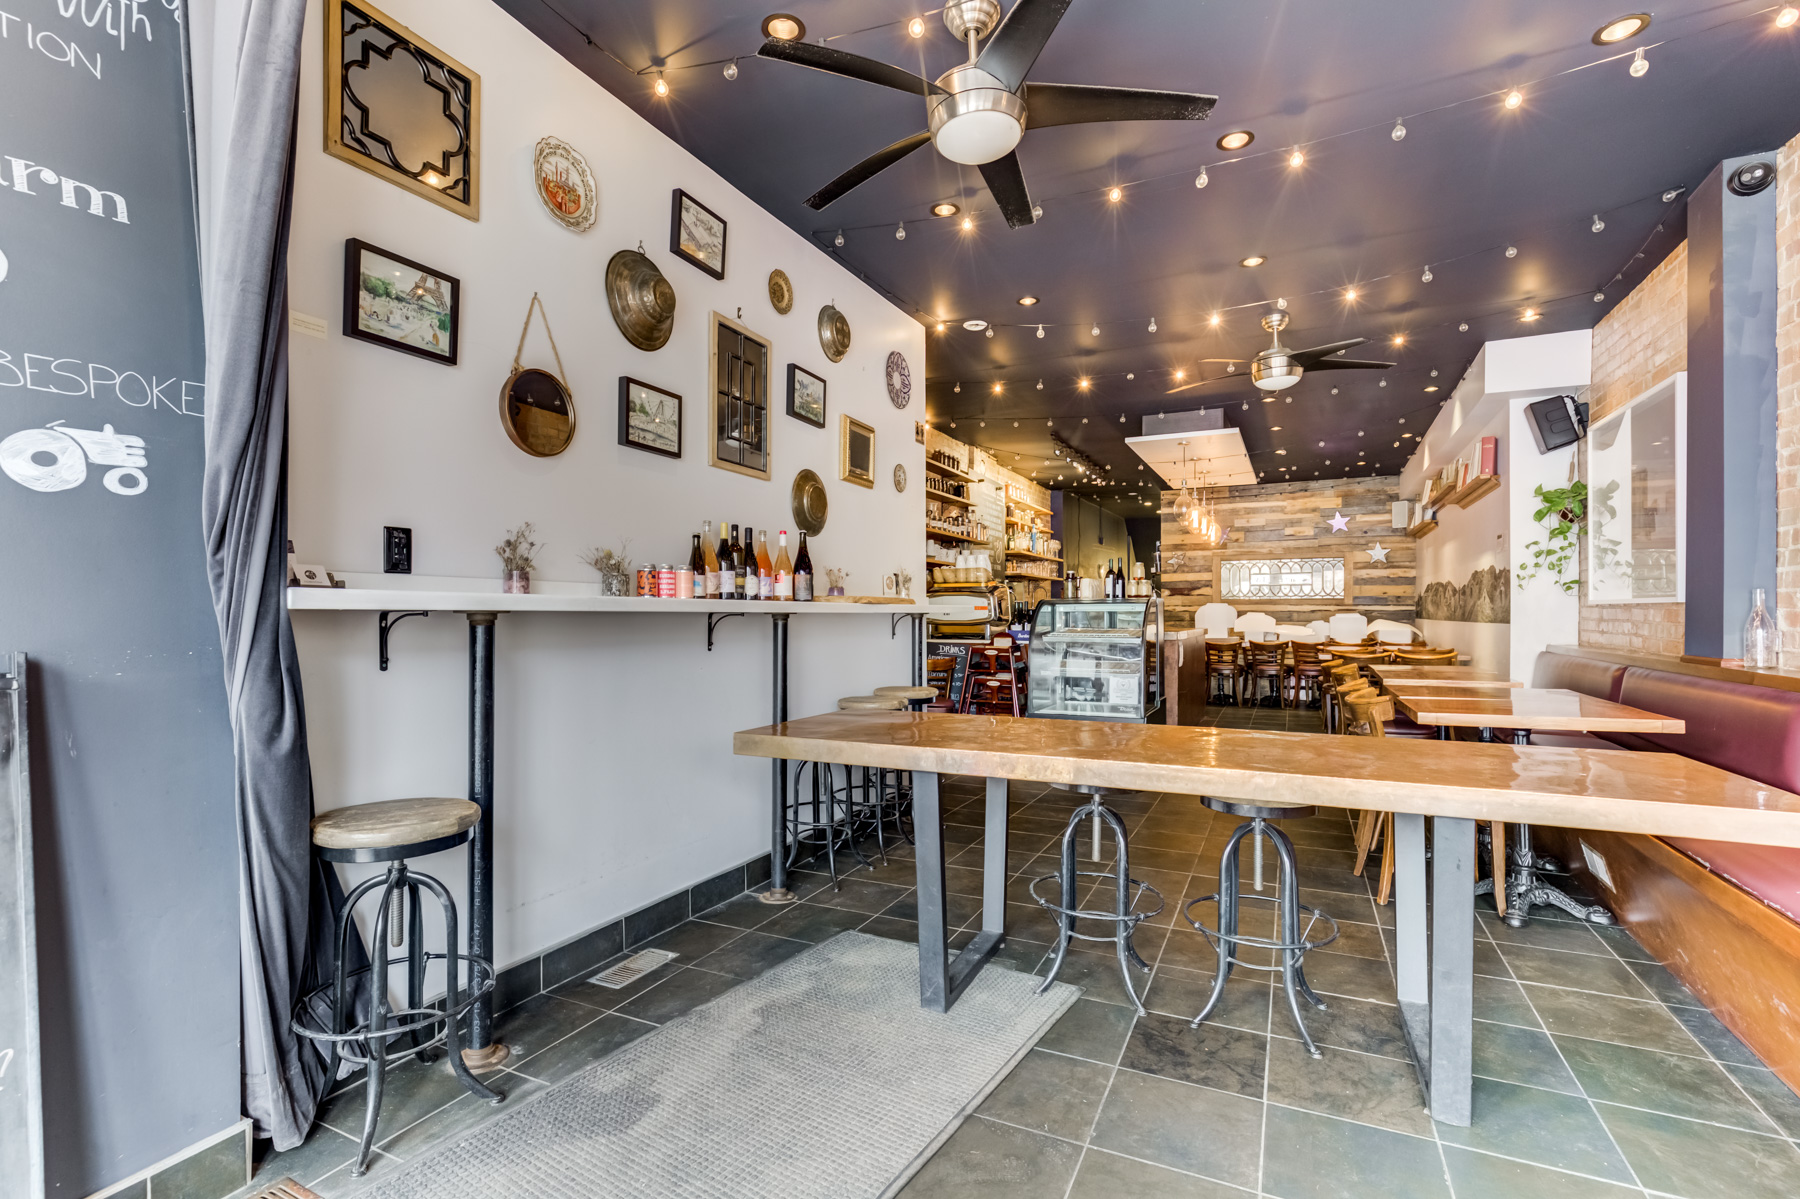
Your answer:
[285,0,925,970]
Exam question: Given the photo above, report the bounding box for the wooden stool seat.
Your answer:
[311,797,480,862]
[839,695,906,711]
[874,686,940,700]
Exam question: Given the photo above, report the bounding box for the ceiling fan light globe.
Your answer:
[929,76,1027,164]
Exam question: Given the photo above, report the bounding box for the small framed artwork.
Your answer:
[670,189,727,279]
[342,237,460,364]
[840,414,875,489]
[915,420,925,445]
[786,364,827,428]
[618,377,682,458]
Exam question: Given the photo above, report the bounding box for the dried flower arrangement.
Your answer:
[581,540,634,597]
[495,523,541,574]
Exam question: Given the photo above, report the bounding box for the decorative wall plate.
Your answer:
[893,463,907,492]
[818,303,851,363]
[768,269,794,314]
[791,468,828,535]
[533,136,596,231]
[605,250,676,351]
[886,351,911,408]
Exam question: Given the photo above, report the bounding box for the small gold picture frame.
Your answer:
[840,415,875,489]
[325,0,481,220]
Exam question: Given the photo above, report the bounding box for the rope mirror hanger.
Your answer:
[499,292,576,457]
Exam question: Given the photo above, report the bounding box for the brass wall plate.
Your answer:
[791,469,828,534]
[768,269,794,314]
[818,303,851,363]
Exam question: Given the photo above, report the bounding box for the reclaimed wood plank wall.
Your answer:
[1160,477,1417,629]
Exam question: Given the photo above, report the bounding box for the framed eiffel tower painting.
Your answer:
[342,238,462,365]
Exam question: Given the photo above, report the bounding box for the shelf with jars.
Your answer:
[1005,485,1052,516]
[926,446,976,483]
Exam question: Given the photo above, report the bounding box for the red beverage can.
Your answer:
[657,564,677,598]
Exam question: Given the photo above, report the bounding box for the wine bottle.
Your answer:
[702,521,720,598]
[742,526,757,600]
[688,534,705,598]
[794,532,814,601]
[718,518,736,599]
[774,530,794,600]
[731,524,748,599]
[756,530,774,600]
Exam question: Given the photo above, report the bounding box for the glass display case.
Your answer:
[1027,599,1163,723]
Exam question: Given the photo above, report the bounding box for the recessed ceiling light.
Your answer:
[932,201,960,217]
[1217,130,1254,151]
[1521,308,1540,322]
[1424,385,1439,392]
[1017,295,1038,306]
[1593,13,1650,44]
[1270,425,1282,431]
[963,319,988,331]
[1240,255,1265,268]
[761,13,805,40]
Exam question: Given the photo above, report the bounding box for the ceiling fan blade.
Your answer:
[1305,357,1395,372]
[1024,83,1217,129]
[979,152,1036,228]
[1164,375,1236,394]
[976,0,1074,92]
[757,39,944,96]
[1288,338,1368,368]
[805,132,933,210]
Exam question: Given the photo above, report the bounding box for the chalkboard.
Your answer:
[927,641,973,709]
[0,654,43,1198]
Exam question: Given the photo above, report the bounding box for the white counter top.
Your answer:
[286,572,927,614]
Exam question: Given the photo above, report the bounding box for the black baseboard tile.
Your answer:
[745,852,772,888]
[492,956,542,1015]
[689,864,746,915]
[624,891,690,948]
[85,1119,249,1199]
[541,920,624,989]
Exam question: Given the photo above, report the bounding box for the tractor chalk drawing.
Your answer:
[0,421,147,495]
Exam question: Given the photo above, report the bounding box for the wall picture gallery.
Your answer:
[324,4,908,493]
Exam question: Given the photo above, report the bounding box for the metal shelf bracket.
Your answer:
[378,610,430,671]
[706,611,745,651]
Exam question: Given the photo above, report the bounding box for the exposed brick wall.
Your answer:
[1160,477,1414,629]
[1778,134,1800,664]
[1578,240,1688,656]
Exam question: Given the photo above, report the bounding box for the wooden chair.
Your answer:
[1204,640,1242,706]
[1327,646,1393,667]
[1323,663,1366,732]
[1341,691,1400,904]
[1289,639,1329,709]
[961,644,1022,716]
[1243,640,1288,707]
[1390,647,1459,665]
[924,656,957,711]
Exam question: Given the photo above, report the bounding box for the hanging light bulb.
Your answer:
[1421,265,1433,283]
[1391,118,1407,142]
[1036,379,1043,390]
[1594,291,1606,302]
[1119,413,1126,422]
[1148,316,1158,333]
[834,230,845,248]
[1195,165,1209,188]
[1591,214,1606,233]
[1629,48,1648,77]
[953,382,961,393]
[1209,311,1222,327]
[1503,88,1523,109]
[984,326,994,338]
[1091,323,1100,336]
[908,15,926,37]
[1459,322,1469,332]
[1505,245,1518,258]
[961,216,973,232]
[1288,148,1305,168]
[653,72,669,97]
[895,221,906,240]
[723,59,738,80]
[1276,297,1288,310]
[1344,288,1358,303]
[1780,6,1800,27]
[1107,186,1123,203]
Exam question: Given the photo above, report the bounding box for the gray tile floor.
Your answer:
[242,755,1800,1199]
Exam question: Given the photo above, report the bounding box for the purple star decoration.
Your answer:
[1327,511,1351,533]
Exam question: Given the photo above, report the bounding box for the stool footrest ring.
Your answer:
[1183,892,1339,958]
[1029,872,1164,937]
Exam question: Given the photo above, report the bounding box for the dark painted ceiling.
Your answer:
[498,0,1800,514]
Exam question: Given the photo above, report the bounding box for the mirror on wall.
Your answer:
[499,367,576,457]
[1586,372,1685,604]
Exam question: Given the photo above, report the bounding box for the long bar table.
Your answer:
[290,575,925,1065]
[733,710,1800,1126]
[1368,665,1520,687]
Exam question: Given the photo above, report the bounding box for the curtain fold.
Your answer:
[198,0,321,1149]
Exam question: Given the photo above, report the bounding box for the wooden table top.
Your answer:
[1368,665,1520,686]
[734,712,1800,846]
[1390,689,1686,733]
[1381,682,1522,700]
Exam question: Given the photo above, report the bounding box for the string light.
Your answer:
[1779,6,1798,29]
[1505,245,1517,258]
[1629,48,1648,77]
[961,216,973,232]
[1091,324,1100,336]
[1591,214,1605,233]
[834,230,845,247]
[935,321,945,332]
[1391,118,1406,141]
[1148,316,1158,333]
[653,72,669,97]
[1459,322,1469,332]
[895,221,906,240]
[1078,377,1090,389]
[723,60,738,80]
[1594,291,1606,302]
[953,382,961,392]
[985,326,994,338]
[1503,88,1523,109]
[908,15,925,37]
[1343,288,1358,303]
[1209,312,1222,327]
[993,382,1003,393]
[1195,166,1209,188]
[1288,148,1305,168]
[1421,265,1433,283]
[1175,369,1186,381]
[1392,334,1406,346]
[1036,324,1044,338]
[1036,379,1044,390]
[1107,186,1123,203]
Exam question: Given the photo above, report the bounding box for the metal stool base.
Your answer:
[1030,801,1163,1015]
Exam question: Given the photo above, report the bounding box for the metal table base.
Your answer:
[1394,813,1475,1126]
[914,773,1008,1012]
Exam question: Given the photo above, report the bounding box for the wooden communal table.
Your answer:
[733,711,1800,1126]
[1380,682,1521,701]
[1387,687,1685,926]
[1368,665,1520,687]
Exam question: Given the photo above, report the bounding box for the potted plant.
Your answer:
[581,540,633,596]
[496,523,541,594]
[1516,482,1586,593]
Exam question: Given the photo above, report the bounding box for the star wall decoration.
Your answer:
[1367,542,1391,564]
[1327,511,1350,533]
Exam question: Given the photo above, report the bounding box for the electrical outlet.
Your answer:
[384,526,412,574]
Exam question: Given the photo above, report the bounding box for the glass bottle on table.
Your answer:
[732,525,749,598]
[702,521,720,598]
[688,533,705,599]
[742,526,757,600]
[718,519,736,599]
[756,530,774,599]
[1746,587,1778,668]
[794,532,814,601]
[773,530,794,600]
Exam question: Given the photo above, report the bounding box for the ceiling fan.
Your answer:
[1166,313,1395,394]
[757,0,1216,228]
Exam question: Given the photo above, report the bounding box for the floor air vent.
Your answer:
[587,948,678,989]
[247,1181,323,1199]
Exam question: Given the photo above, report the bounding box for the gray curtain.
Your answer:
[198,0,320,1150]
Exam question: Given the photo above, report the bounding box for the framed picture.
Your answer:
[840,414,875,489]
[709,311,771,480]
[915,420,926,444]
[618,377,682,458]
[786,364,827,428]
[671,189,727,279]
[342,238,460,364]
[324,0,480,220]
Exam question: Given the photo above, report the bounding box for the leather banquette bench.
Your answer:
[1526,647,1800,1093]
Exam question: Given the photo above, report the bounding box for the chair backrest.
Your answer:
[1342,691,1396,737]
[925,656,955,700]
[1246,641,1285,667]
[1368,619,1420,644]
[1392,648,1458,665]
[1205,641,1239,669]
[1292,640,1327,666]
[1327,613,1370,643]
[1195,602,1239,636]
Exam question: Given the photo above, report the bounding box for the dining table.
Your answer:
[733,711,1800,1126]
[1368,664,1520,687]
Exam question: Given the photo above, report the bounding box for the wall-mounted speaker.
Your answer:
[1524,394,1589,454]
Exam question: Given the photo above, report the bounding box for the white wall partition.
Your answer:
[284,0,926,970]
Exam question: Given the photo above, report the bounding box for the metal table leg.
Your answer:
[762,614,798,905]
[463,613,507,1069]
[915,771,1006,1012]
[1429,816,1475,1126]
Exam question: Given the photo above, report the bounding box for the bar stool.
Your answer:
[961,643,1022,716]
[1029,799,1164,1015]
[293,798,503,1176]
[1185,796,1339,1057]
[874,684,940,712]
[838,694,911,861]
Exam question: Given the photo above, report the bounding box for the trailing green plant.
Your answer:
[1517,482,1586,593]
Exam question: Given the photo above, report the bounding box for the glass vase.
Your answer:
[503,569,531,595]
[1744,587,1777,668]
